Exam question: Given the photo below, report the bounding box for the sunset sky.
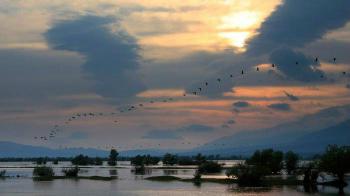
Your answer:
[1,0,350,150]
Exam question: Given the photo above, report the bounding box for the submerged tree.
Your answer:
[108,149,119,166]
[162,153,178,165]
[319,145,350,187]
[198,161,222,174]
[247,149,284,175]
[33,166,55,179]
[226,164,269,186]
[194,153,206,165]
[285,151,299,175]
[71,154,94,165]
[62,166,79,177]
[0,170,6,177]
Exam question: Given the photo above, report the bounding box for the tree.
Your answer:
[71,154,94,165]
[247,149,284,175]
[198,161,222,174]
[108,149,119,166]
[33,166,55,178]
[226,164,269,186]
[62,166,79,177]
[94,157,103,165]
[36,157,47,165]
[194,153,206,165]
[53,159,59,165]
[319,145,350,186]
[162,153,178,165]
[131,155,144,166]
[285,151,299,174]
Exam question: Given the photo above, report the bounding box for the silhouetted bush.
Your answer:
[33,166,55,178]
[193,169,202,181]
[131,155,159,166]
[36,157,47,165]
[53,159,59,165]
[162,153,178,165]
[71,154,94,165]
[194,153,206,165]
[143,155,160,165]
[178,157,196,165]
[94,157,103,165]
[226,164,269,186]
[198,161,222,174]
[62,166,79,177]
[285,151,299,174]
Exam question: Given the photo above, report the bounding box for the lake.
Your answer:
[1,161,349,195]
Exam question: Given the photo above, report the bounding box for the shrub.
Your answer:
[162,153,178,165]
[71,154,94,165]
[53,159,59,165]
[0,170,6,177]
[194,153,206,165]
[131,155,160,166]
[94,157,103,165]
[198,161,222,174]
[226,164,269,186]
[178,157,196,165]
[143,155,160,165]
[33,166,55,178]
[36,157,47,165]
[62,167,79,177]
[193,169,202,181]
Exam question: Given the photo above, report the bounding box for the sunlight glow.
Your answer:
[218,31,250,48]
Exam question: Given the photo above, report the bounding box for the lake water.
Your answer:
[1,161,349,195]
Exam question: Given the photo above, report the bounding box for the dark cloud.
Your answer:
[246,0,350,56]
[284,91,299,101]
[142,130,182,140]
[269,48,324,82]
[0,48,89,108]
[45,15,146,101]
[233,101,250,108]
[177,124,214,133]
[268,103,291,111]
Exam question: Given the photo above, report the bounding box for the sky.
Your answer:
[0,0,350,151]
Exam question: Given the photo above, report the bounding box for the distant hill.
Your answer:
[191,105,350,156]
[1,105,350,158]
[0,141,108,158]
[0,141,180,158]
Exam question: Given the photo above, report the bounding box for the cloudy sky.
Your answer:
[1,0,350,150]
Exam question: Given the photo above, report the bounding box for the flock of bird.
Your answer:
[34,56,349,150]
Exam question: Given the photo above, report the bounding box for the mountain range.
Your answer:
[1,105,349,157]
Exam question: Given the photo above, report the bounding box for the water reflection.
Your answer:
[109,169,118,176]
[163,169,178,176]
[0,161,349,195]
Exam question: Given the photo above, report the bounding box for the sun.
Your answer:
[218,11,259,50]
